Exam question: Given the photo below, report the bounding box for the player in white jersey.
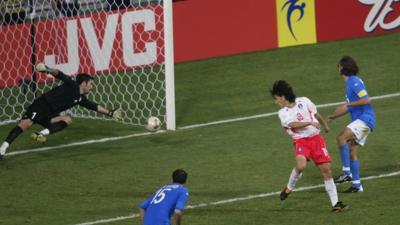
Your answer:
[270,80,347,212]
[278,97,321,139]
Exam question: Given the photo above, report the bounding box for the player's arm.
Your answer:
[329,80,370,121]
[97,105,123,121]
[78,98,123,121]
[280,98,320,130]
[139,208,145,225]
[288,121,320,129]
[174,209,183,225]
[35,63,75,85]
[36,63,58,76]
[139,197,151,225]
[346,97,370,107]
[327,103,348,122]
[279,112,319,129]
[327,97,369,122]
[349,80,370,107]
[174,189,189,225]
[314,113,330,133]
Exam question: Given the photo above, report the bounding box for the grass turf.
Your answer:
[0,32,399,225]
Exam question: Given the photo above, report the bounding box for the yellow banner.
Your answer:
[276,0,317,47]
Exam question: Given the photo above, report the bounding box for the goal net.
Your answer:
[0,0,176,130]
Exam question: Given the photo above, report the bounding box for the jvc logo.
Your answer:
[360,0,400,32]
[44,9,158,74]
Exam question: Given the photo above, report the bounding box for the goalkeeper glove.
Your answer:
[35,63,48,72]
[108,108,123,121]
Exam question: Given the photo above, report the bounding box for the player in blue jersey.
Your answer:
[327,56,376,193]
[140,169,189,225]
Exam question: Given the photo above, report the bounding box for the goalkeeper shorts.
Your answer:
[21,98,58,127]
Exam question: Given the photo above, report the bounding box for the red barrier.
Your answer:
[35,6,164,79]
[316,0,400,42]
[0,6,164,87]
[172,0,278,62]
[1,1,399,88]
[0,23,32,87]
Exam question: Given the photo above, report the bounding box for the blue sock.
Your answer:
[350,160,361,188]
[339,144,351,175]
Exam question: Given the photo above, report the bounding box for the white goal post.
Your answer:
[163,0,176,130]
[0,0,176,130]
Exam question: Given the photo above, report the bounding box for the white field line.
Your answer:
[180,92,400,129]
[6,130,166,156]
[5,92,400,157]
[74,170,400,225]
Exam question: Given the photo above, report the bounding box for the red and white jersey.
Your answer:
[278,97,320,139]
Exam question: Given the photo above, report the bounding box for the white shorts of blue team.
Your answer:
[346,119,371,146]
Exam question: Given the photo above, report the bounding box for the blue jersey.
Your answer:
[140,183,189,225]
[345,75,376,129]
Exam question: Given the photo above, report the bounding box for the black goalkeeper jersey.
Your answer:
[38,71,98,114]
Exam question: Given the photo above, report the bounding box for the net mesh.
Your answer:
[0,0,167,126]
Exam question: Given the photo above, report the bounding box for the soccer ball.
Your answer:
[145,116,161,132]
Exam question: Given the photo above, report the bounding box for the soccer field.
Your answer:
[0,33,399,225]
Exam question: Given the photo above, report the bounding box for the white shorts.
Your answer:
[347,119,371,146]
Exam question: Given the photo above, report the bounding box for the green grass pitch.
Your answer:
[0,32,399,225]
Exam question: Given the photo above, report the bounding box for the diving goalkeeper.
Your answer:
[0,64,123,159]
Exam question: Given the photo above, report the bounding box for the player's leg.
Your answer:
[342,119,370,192]
[45,115,72,135]
[335,127,357,183]
[32,116,72,143]
[310,135,347,211]
[318,163,342,209]
[0,119,33,157]
[343,141,364,193]
[280,154,307,200]
[321,163,348,212]
[292,154,307,187]
[0,100,41,157]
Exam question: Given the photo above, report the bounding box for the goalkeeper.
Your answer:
[0,64,123,159]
